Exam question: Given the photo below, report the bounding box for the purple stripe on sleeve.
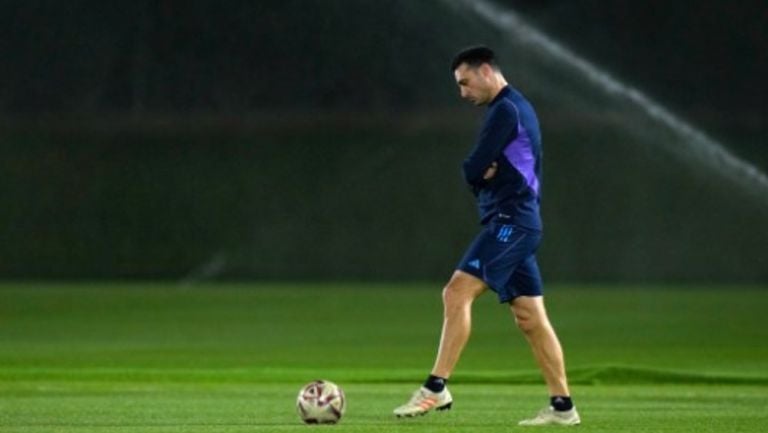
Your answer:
[503,122,539,196]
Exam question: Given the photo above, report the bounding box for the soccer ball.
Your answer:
[296,380,346,424]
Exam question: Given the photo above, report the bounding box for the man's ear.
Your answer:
[479,63,494,79]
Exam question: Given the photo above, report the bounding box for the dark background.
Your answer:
[2,0,766,282]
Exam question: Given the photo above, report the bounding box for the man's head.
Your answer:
[451,46,507,106]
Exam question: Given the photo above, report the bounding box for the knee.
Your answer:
[513,309,544,335]
[441,272,485,314]
[441,282,476,313]
[442,284,467,310]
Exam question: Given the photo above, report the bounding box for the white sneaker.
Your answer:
[518,406,581,426]
[393,386,453,417]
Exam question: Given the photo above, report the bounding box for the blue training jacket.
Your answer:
[462,85,542,231]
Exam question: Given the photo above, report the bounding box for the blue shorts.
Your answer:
[456,221,543,303]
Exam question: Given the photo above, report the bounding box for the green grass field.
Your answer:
[1,282,767,432]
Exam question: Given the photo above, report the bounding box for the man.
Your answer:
[392,46,580,426]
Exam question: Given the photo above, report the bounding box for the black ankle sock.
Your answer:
[550,396,573,411]
[424,375,447,393]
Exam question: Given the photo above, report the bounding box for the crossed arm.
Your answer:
[463,103,517,188]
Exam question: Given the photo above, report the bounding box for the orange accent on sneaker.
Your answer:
[418,397,437,409]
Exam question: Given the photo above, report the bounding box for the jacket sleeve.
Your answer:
[462,103,518,189]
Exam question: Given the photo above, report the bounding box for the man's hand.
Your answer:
[483,161,498,180]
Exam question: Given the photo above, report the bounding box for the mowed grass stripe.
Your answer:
[1,383,767,432]
[1,283,767,375]
[2,365,768,385]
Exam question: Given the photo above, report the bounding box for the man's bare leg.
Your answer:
[510,295,570,396]
[512,296,581,425]
[431,270,487,378]
[393,270,485,417]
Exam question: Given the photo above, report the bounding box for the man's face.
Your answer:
[454,63,493,106]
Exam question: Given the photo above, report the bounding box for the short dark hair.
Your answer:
[450,45,499,72]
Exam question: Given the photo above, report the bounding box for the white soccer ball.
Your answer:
[296,380,346,424]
